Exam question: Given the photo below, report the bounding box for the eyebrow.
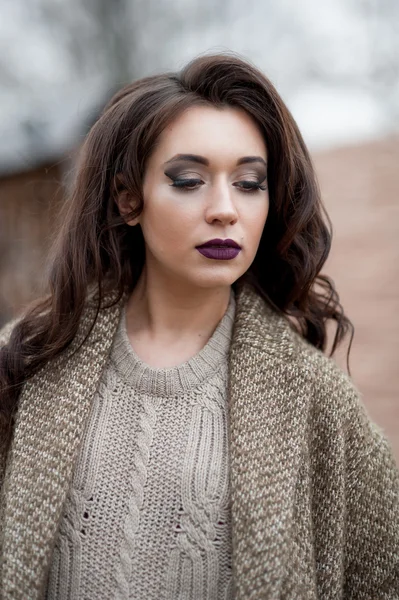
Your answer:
[164,154,267,168]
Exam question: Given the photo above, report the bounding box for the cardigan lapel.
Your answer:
[0,284,311,600]
[0,294,124,600]
[228,285,311,599]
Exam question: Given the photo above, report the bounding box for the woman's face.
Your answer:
[124,105,269,290]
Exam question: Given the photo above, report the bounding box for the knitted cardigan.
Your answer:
[0,282,398,599]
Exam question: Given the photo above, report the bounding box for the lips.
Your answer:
[195,238,242,261]
[196,238,241,249]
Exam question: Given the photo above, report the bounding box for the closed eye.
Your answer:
[169,178,204,190]
[168,178,268,192]
[234,180,268,192]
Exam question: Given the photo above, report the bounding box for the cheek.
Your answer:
[242,197,269,240]
[141,191,198,251]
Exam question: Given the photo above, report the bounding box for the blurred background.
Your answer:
[0,0,398,458]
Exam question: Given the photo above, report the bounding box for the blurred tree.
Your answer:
[35,0,133,85]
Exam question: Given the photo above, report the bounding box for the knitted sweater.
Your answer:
[45,290,236,599]
[0,282,398,599]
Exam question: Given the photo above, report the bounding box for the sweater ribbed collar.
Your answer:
[110,288,236,396]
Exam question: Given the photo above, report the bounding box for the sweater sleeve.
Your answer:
[342,381,399,598]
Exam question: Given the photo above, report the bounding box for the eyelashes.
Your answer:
[170,178,203,190]
[235,180,268,192]
[166,175,267,193]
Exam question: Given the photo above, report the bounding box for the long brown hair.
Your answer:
[0,53,353,447]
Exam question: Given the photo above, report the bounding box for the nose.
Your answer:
[204,179,238,226]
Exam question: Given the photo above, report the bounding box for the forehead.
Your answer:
[151,105,267,164]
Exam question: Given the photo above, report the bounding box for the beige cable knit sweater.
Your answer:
[0,282,398,599]
[45,290,236,599]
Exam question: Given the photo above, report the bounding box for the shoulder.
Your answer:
[0,285,115,352]
[289,323,356,397]
[284,321,396,464]
[235,282,368,431]
[284,319,369,419]
[239,282,357,400]
[239,281,398,477]
[241,282,381,433]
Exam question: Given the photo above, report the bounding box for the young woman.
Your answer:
[0,54,398,600]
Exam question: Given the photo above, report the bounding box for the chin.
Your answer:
[188,268,243,289]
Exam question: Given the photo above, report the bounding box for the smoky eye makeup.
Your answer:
[164,168,202,180]
[163,162,268,192]
[164,166,205,189]
[237,171,267,183]
[234,178,267,192]
[235,167,267,188]
[237,163,267,179]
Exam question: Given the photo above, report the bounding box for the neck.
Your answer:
[125,267,232,346]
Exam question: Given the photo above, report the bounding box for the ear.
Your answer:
[113,173,141,227]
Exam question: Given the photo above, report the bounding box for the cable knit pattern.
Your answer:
[43,289,236,600]
[164,391,232,599]
[0,282,398,600]
[115,394,160,599]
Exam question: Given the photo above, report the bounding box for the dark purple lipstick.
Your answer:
[195,238,242,260]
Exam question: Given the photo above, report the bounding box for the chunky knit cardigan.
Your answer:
[0,282,398,599]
